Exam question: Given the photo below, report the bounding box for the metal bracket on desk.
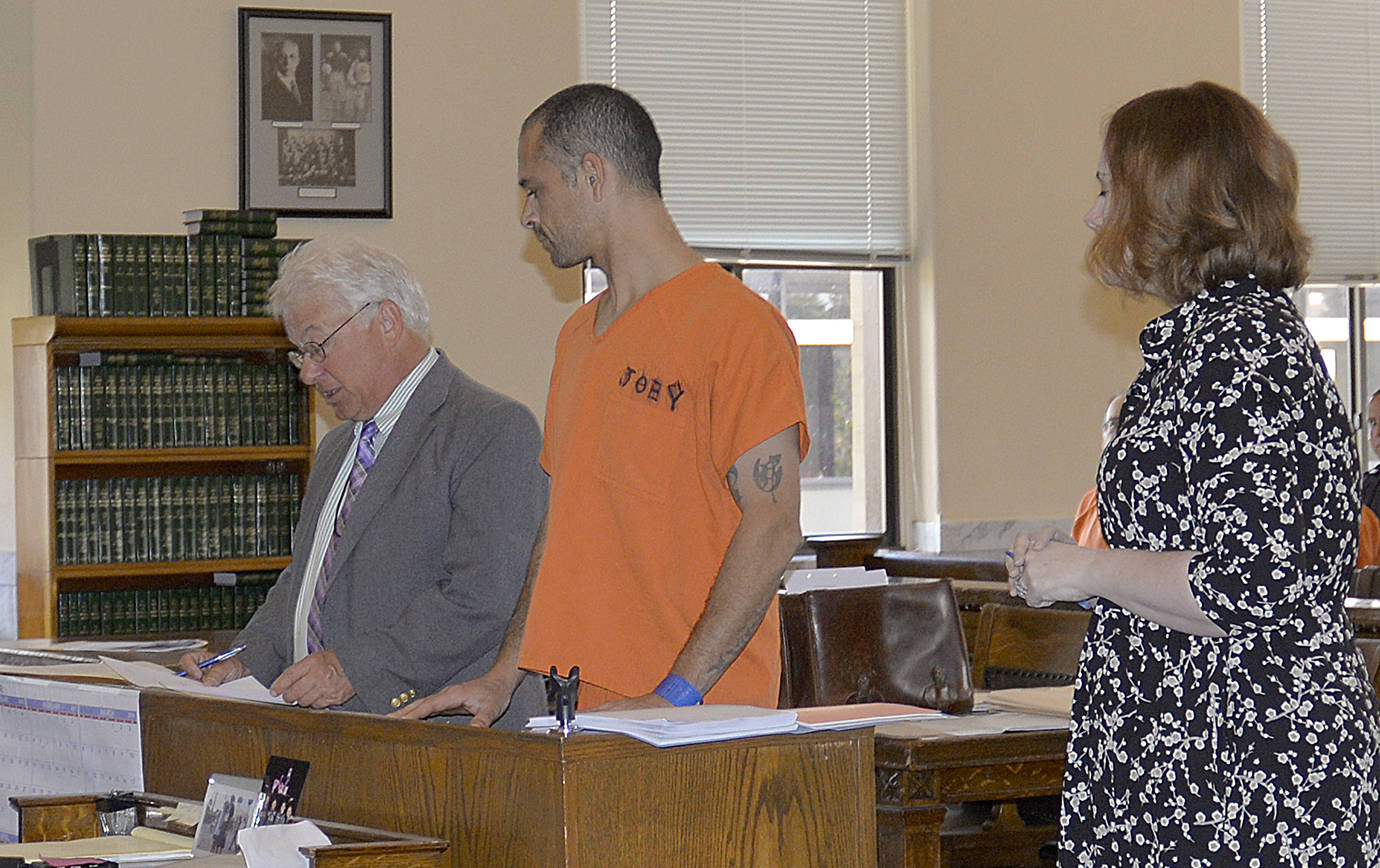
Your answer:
[544,665,580,736]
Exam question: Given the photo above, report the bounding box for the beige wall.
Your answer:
[0,0,34,563]
[910,0,1240,539]
[1,0,1245,574]
[4,0,582,565]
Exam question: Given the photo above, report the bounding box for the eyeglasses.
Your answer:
[286,301,374,369]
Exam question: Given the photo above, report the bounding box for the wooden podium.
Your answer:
[139,690,876,867]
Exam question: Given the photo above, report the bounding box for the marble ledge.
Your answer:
[914,518,1075,554]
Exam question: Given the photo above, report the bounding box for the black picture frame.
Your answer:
[238,7,392,218]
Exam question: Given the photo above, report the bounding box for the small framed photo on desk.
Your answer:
[193,773,260,855]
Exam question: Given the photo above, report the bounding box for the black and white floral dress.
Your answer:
[1061,277,1380,866]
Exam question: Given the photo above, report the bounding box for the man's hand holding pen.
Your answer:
[177,648,250,686]
[178,646,356,708]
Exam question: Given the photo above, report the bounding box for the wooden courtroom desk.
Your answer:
[863,550,1009,583]
[137,690,876,868]
[872,723,1068,868]
[11,790,449,866]
[1348,598,1380,638]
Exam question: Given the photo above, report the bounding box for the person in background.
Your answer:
[396,83,808,724]
[1069,392,1125,549]
[1362,389,1380,514]
[179,238,548,726]
[1007,81,1380,864]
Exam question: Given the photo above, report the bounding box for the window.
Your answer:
[581,0,909,541]
[585,264,895,538]
[581,0,909,260]
[1244,1,1380,462]
[741,266,891,536]
[1242,0,1380,284]
[1294,285,1380,464]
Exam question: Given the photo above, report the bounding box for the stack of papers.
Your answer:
[44,638,207,654]
[781,566,889,593]
[874,710,1070,739]
[528,701,946,746]
[528,705,798,747]
[0,826,194,861]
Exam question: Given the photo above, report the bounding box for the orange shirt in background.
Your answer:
[1076,488,1380,569]
[1360,506,1380,568]
[1072,488,1108,549]
[519,263,810,707]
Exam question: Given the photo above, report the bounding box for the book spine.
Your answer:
[133,235,152,316]
[147,236,165,317]
[198,236,217,318]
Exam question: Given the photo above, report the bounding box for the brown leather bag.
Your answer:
[778,579,974,714]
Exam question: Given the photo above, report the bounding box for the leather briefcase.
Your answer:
[779,579,974,714]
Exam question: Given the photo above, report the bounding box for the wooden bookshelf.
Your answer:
[14,316,313,638]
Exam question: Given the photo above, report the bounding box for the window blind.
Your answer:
[1242,0,1380,283]
[581,0,909,260]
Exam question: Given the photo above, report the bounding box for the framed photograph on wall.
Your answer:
[238,7,392,217]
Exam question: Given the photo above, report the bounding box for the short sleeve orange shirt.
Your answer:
[518,263,810,706]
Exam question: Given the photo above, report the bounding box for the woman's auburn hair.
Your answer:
[1086,80,1311,303]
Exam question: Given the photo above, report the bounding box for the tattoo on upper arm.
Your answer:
[753,454,783,503]
[726,464,743,504]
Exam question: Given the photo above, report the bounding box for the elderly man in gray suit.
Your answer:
[180,237,548,727]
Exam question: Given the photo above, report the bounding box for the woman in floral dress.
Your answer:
[1007,81,1380,866]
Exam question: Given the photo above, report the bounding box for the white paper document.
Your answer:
[99,656,286,704]
[238,819,331,868]
[0,661,123,680]
[782,566,889,593]
[528,704,799,747]
[873,709,1070,739]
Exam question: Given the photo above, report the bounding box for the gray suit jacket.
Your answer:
[234,351,548,715]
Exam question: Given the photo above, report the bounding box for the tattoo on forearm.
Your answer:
[753,454,783,503]
[704,597,776,686]
[726,465,743,504]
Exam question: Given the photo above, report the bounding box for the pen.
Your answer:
[177,643,247,677]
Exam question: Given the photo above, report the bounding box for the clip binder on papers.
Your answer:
[544,666,580,736]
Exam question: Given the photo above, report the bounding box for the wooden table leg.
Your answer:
[876,804,944,868]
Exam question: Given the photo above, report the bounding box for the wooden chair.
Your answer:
[970,603,1091,690]
[944,604,1091,868]
[1356,637,1380,692]
[778,579,974,714]
[1352,566,1380,599]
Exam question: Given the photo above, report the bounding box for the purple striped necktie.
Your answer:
[307,420,379,654]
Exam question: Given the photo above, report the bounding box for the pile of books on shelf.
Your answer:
[27,208,306,318]
[57,571,278,637]
[55,474,301,566]
[53,352,302,451]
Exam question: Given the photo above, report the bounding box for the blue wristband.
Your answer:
[654,674,703,707]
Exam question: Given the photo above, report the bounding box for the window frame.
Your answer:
[583,259,901,546]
